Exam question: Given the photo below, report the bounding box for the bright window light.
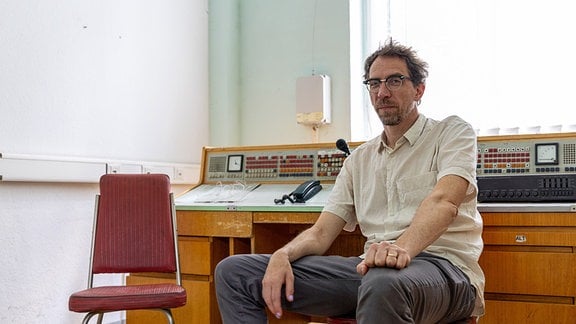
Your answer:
[353,0,576,140]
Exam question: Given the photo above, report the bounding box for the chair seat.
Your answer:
[69,283,186,312]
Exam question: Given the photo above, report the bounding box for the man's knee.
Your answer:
[215,255,233,280]
[216,254,268,285]
[358,268,407,300]
[215,254,249,287]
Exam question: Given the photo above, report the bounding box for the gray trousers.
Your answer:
[215,253,475,324]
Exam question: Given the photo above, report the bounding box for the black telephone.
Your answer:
[274,180,322,204]
[292,180,322,202]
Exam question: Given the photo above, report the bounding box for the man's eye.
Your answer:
[368,80,381,87]
[387,77,402,86]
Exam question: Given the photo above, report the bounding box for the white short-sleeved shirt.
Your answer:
[323,114,485,315]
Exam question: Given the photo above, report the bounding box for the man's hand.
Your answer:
[356,241,411,275]
[261,212,346,318]
[262,251,295,319]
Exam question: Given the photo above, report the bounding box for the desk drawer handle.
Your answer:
[515,234,527,243]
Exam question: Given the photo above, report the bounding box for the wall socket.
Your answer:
[107,164,142,174]
[106,163,200,184]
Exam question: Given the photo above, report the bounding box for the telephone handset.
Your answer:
[292,180,322,202]
[274,180,322,204]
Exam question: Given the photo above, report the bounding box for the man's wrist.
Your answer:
[272,248,291,262]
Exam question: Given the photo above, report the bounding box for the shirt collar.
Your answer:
[403,114,426,146]
[378,114,426,153]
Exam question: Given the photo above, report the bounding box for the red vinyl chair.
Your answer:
[69,174,187,324]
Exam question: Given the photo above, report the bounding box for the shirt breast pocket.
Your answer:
[397,171,438,206]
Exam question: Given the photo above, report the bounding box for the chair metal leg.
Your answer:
[159,308,175,324]
[81,312,101,324]
[81,309,174,324]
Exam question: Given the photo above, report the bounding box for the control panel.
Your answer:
[201,142,355,184]
[198,133,576,203]
[477,133,576,202]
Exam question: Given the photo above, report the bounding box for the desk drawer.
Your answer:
[482,227,576,246]
[482,300,576,324]
[177,211,252,237]
[253,212,319,224]
[179,237,211,275]
[479,249,576,296]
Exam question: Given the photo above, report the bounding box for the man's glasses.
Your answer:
[363,75,410,93]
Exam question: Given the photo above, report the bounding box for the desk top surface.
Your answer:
[175,183,576,213]
[175,183,332,212]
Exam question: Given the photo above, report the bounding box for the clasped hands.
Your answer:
[356,241,411,275]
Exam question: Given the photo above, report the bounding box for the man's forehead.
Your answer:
[369,56,408,76]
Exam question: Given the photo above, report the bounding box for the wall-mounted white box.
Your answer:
[296,75,331,125]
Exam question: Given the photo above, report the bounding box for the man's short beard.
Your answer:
[379,103,416,126]
[381,115,401,125]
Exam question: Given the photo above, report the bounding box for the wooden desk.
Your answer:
[478,211,576,323]
[126,138,576,323]
[127,207,576,324]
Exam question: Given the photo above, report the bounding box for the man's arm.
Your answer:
[359,174,469,272]
[262,211,346,319]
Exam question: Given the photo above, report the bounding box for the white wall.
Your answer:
[209,0,351,147]
[0,0,208,161]
[0,1,209,323]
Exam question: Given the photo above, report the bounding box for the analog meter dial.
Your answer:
[227,155,244,172]
[535,143,559,165]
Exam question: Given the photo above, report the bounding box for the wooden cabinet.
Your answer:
[127,209,576,324]
[479,212,576,323]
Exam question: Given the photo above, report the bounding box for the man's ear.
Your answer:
[415,83,426,101]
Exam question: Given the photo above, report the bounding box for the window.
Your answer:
[352,0,576,141]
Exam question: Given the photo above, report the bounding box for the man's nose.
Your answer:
[377,85,392,97]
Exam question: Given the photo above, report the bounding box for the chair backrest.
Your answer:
[91,174,177,274]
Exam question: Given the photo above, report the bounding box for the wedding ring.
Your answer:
[387,252,398,258]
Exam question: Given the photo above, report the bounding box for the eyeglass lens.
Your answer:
[365,76,404,92]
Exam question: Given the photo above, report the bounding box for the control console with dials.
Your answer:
[476,133,576,202]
